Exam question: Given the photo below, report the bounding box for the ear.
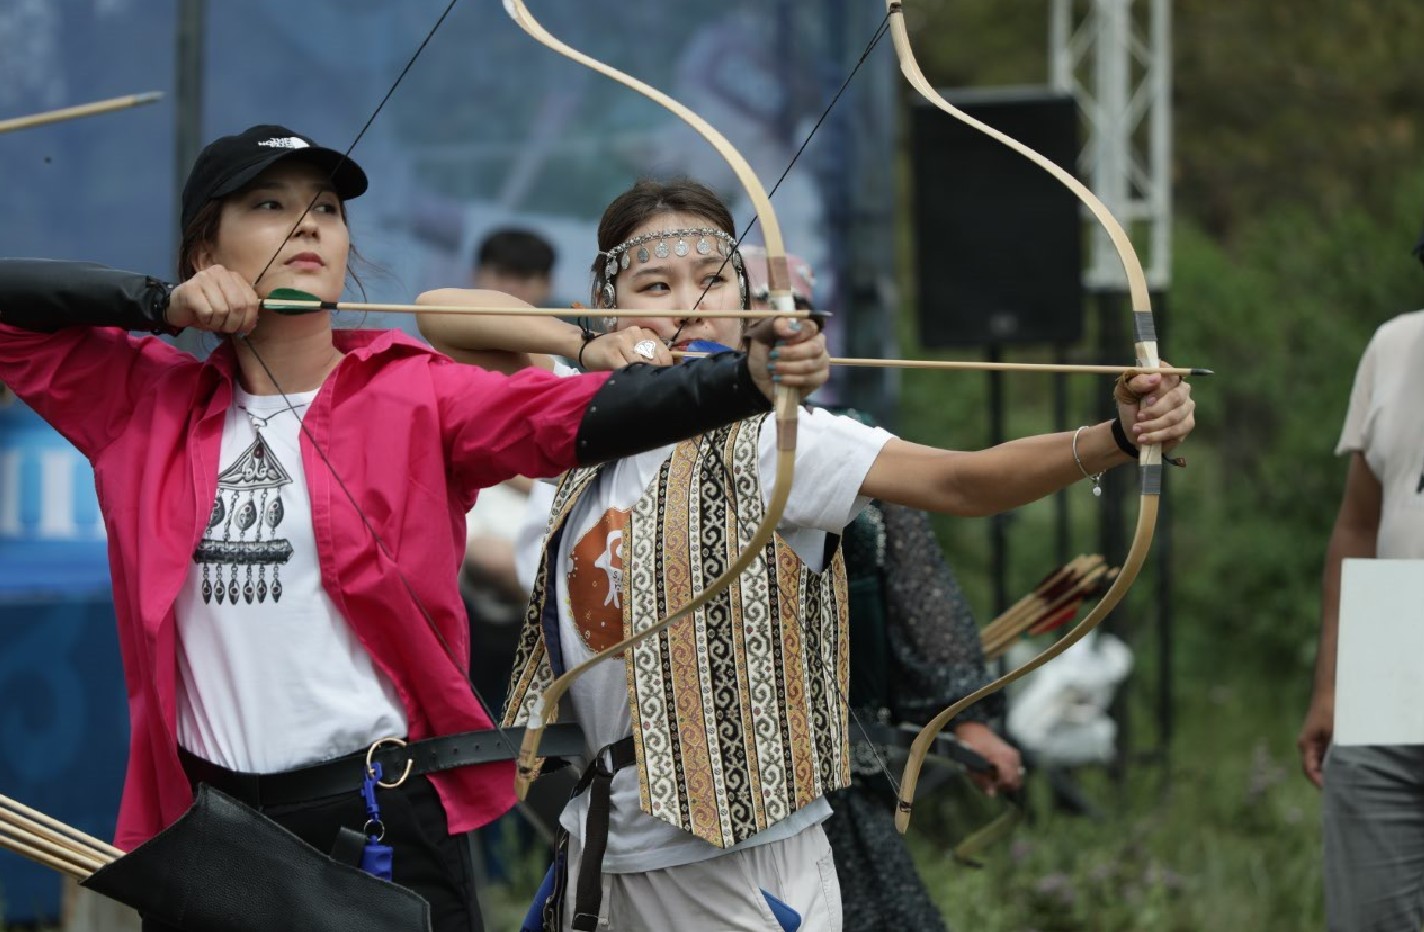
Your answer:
[190,240,219,274]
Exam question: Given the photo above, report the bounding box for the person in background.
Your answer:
[474,228,556,309]
[1297,229,1424,932]
[460,227,561,713]
[459,230,569,879]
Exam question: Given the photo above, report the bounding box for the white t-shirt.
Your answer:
[463,479,532,625]
[176,387,408,774]
[1336,310,1424,559]
[551,405,893,872]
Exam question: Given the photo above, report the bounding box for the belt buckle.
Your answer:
[365,736,413,789]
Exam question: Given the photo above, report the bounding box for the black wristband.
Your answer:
[1110,417,1139,458]
[576,328,601,370]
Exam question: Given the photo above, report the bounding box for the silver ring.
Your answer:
[634,340,657,360]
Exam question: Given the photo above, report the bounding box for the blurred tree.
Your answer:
[896,0,1424,678]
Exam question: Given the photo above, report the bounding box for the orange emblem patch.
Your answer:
[568,507,631,652]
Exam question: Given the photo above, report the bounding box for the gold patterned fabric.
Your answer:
[503,417,850,848]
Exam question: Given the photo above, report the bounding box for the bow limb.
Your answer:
[504,0,802,798]
[887,0,1163,833]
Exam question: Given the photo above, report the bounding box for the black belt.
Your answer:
[569,736,636,932]
[178,723,587,809]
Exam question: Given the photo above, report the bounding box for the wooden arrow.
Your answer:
[0,93,163,135]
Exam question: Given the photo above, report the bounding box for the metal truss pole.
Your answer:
[1049,0,1174,778]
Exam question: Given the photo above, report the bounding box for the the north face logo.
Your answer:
[257,137,310,150]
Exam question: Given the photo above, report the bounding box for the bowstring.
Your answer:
[249,0,461,292]
[232,0,524,760]
[676,11,894,329]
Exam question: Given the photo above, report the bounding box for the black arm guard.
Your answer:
[0,258,175,334]
[573,351,772,465]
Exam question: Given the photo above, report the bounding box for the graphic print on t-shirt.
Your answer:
[567,506,631,652]
[193,429,295,605]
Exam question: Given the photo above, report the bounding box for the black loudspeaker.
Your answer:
[910,91,1082,347]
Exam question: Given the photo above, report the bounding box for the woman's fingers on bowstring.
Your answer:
[612,326,673,367]
[627,327,674,366]
[586,327,672,370]
[170,265,259,334]
[215,272,261,334]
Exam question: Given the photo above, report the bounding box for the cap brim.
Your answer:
[212,146,368,205]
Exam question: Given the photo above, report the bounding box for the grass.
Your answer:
[912,674,1324,931]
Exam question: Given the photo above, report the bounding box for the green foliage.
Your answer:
[896,0,1424,682]
[1163,179,1424,676]
[911,680,1323,931]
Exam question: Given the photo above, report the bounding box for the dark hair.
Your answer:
[177,200,225,281]
[591,178,744,310]
[477,228,556,277]
[175,194,371,296]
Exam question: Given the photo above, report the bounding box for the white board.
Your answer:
[1334,559,1424,746]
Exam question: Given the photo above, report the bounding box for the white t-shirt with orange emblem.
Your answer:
[548,400,892,872]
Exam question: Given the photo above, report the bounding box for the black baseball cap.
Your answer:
[180,124,368,230]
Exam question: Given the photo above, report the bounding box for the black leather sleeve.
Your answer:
[573,350,772,465]
[0,258,176,334]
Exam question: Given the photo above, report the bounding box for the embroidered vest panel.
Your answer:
[503,417,850,848]
[503,466,600,734]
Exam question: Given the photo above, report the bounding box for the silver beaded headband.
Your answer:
[594,227,747,310]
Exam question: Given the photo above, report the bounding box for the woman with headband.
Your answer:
[419,177,1195,931]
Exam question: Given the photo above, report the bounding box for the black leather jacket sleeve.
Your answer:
[573,350,773,465]
[0,259,176,334]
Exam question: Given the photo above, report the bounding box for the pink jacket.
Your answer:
[0,323,608,850]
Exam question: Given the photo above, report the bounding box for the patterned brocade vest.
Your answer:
[502,415,851,849]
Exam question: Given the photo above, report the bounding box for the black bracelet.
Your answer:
[1110,417,1139,458]
[577,328,601,369]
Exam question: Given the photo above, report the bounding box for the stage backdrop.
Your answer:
[0,0,896,920]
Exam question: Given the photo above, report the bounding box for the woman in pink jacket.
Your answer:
[0,125,828,932]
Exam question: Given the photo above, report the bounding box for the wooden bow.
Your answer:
[887,0,1165,834]
[501,0,805,798]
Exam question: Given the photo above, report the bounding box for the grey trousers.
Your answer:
[1324,744,1424,931]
